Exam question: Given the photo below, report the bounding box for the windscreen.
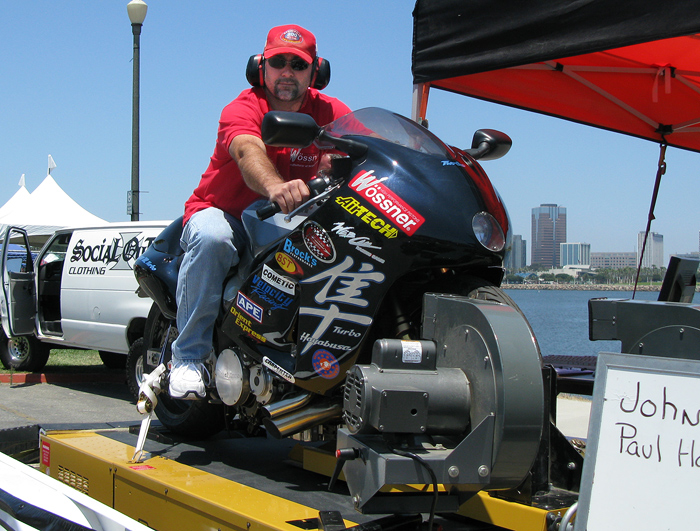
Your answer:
[323,107,452,157]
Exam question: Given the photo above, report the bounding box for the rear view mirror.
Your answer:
[465,129,512,161]
[262,112,321,148]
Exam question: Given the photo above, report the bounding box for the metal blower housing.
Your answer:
[337,294,545,514]
[343,339,471,435]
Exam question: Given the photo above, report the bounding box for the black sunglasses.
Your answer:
[266,56,310,71]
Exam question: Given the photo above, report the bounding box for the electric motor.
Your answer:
[343,339,471,435]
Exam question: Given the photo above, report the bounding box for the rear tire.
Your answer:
[0,331,51,372]
[143,303,225,438]
[98,350,127,369]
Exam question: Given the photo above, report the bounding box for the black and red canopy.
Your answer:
[411,0,700,153]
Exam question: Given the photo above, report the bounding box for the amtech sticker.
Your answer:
[349,170,425,235]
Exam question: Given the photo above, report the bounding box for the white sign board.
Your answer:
[576,352,700,530]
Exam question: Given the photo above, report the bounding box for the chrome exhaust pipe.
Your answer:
[263,401,342,439]
[263,392,312,420]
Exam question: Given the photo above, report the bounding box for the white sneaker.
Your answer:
[168,357,213,400]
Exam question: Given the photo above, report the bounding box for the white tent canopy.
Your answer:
[0,184,30,219]
[0,175,106,246]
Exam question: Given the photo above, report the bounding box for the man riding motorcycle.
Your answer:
[170,24,351,399]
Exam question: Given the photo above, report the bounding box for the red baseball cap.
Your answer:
[264,25,317,64]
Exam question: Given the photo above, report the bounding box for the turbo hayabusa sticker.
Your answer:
[349,170,425,235]
[332,325,362,338]
[236,291,263,323]
[303,221,336,263]
[299,256,383,355]
[275,252,303,276]
[312,349,340,379]
[330,222,384,263]
[299,332,352,351]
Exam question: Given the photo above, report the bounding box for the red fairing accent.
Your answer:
[449,146,509,237]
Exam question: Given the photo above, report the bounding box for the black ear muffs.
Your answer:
[246,54,264,87]
[311,57,330,90]
[246,55,331,90]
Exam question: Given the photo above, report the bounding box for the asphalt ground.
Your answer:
[0,374,141,433]
[0,370,592,443]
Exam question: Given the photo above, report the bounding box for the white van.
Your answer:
[0,221,171,371]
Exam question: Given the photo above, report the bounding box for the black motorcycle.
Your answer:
[136,105,545,464]
[130,107,570,516]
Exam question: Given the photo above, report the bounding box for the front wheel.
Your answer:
[0,331,51,372]
[143,303,225,438]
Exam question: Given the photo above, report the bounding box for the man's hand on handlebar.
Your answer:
[267,179,310,214]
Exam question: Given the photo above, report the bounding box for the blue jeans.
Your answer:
[171,207,246,364]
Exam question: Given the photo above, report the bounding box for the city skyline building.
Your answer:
[590,252,637,269]
[531,204,567,268]
[560,242,591,267]
[505,234,527,270]
[637,231,664,268]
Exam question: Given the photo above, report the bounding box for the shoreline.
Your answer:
[502,283,663,291]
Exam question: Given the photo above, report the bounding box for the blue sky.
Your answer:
[2,1,698,264]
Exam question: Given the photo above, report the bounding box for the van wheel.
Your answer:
[143,303,225,438]
[98,350,127,369]
[126,338,145,399]
[0,331,51,372]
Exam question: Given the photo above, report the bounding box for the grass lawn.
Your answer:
[0,349,119,374]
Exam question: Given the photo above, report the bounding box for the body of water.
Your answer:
[504,289,666,358]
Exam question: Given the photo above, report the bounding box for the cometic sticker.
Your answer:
[261,264,295,295]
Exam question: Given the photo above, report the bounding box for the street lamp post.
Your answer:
[127,0,148,221]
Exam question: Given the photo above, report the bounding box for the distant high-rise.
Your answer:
[560,242,590,267]
[505,234,527,270]
[637,231,664,268]
[531,204,567,267]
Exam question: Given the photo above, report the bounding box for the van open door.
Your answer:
[1,227,37,338]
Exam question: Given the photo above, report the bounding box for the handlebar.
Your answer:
[255,201,281,220]
[256,174,334,220]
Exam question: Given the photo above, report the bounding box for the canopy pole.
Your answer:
[633,141,667,298]
[411,83,431,126]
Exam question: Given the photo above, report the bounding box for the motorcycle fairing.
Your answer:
[219,135,509,394]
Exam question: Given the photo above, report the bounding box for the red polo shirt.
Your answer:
[184,87,351,223]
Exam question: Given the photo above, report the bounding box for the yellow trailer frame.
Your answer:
[38,428,571,531]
